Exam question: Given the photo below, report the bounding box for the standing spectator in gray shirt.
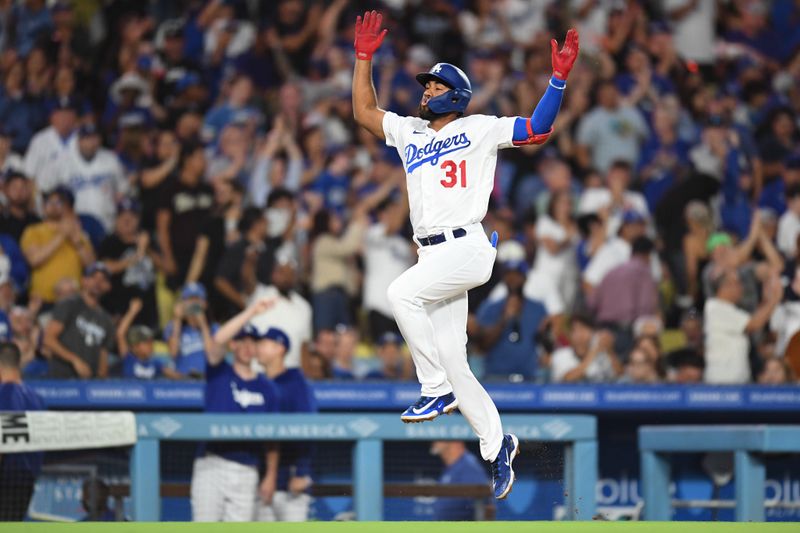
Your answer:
[42,262,114,379]
[576,80,648,173]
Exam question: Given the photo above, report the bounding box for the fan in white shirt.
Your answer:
[583,210,661,291]
[535,191,579,310]
[24,101,79,194]
[54,124,128,233]
[704,269,782,384]
[363,195,414,340]
[577,160,649,238]
[247,255,312,371]
[550,314,621,383]
[771,265,800,357]
[777,185,800,258]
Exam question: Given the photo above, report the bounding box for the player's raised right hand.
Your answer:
[551,28,579,81]
[354,10,387,61]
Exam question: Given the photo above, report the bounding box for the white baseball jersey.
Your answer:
[24,127,76,193]
[382,112,517,237]
[56,145,128,232]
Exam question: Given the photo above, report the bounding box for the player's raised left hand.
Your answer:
[551,28,579,81]
[354,10,388,61]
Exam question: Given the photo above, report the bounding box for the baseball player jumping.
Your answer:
[352,11,578,499]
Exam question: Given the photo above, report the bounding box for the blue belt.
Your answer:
[417,228,467,246]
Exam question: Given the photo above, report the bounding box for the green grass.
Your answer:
[1,523,798,533]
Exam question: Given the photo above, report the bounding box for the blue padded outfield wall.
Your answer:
[27,381,800,411]
[24,381,800,522]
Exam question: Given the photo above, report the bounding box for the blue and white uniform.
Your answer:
[382,74,565,461]
[257,368,317,522]
[190,359,280,522]
[0,382,45,521]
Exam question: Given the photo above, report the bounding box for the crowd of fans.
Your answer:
[0,0,798,386]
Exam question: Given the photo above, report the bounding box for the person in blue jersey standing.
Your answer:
[254,326,317,522]
[190,297,280,522]
[0,342,45,521]
[430,440,490,521]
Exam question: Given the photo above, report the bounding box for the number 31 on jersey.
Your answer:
[440,160,467,188]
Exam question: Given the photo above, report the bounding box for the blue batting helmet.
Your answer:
[415,63,472,115]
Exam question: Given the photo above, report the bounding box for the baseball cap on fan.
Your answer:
[377,332,402,347]
[621,210,646,225]
[84,261,111,280]
[234,324,259,341]
[181,282,207,300]
[128,325,154,345]
[77,123,100,137]
[502,259,529,275]
[117,197,141,214]
[259,327,291,353]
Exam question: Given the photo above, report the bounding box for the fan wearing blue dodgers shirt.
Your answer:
[254,326,318,522]
[190,297,280,522]
[0,342,45,521]
[116,298,181,380]
[165,282,219,378]
[352,10,579,499]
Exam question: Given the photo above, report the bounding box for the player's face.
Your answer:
[418,81,451,120]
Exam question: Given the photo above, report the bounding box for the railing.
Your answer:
[639,425,800,521]
[132,413,598,521]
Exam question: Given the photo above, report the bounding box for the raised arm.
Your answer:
[352,11,388,140]
[212,297,276,347]
[512,29,579,146]
[116,298,143,357]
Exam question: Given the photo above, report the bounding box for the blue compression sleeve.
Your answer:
[512,76,566,141]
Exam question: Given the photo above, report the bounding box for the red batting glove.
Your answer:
[551,28,580,81]
[354,10,388,61]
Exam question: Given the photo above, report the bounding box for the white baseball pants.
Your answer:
[191,454,259,522]
[257,491,312,521]
[387,225,504,461]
